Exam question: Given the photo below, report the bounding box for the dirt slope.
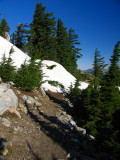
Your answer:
[0,86,75,160]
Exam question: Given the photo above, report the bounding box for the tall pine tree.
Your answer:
[68,28,82,74]
[0,17,10,38]
[98,41,120,154]
[93,48,107,78]
[28,2,56,60]
[56,19,73,72]
[11,23,30,52]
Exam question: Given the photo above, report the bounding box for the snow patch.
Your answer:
[0,36,89,92]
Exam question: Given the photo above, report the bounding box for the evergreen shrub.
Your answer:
[15,59,43,91]
[0,47,16,82]
[47,64,56,70]
[48,80,64,89]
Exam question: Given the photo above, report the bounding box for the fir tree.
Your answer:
[68,28,82,58]
[108,41,120,86]
[56,18,73,72]
[68,28,82,74]
[98,41,120,154]
[15,23,24,49]
[29,2,56,60]
[11,33,16,44]
[0,47,16,82]
[15,59,43,91]
[93,48,107,78]
[71,49,108,137]
[11,23,30,52]
[0,17,10,38]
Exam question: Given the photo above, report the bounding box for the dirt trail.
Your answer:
[0,86,74,160]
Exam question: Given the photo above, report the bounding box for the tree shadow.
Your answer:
[46,91,73,116]
[25,102,82,160]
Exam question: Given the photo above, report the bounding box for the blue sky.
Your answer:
[0,0,120,70]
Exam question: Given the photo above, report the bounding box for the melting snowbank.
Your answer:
[0,36,88,92]
[0,36,30,68]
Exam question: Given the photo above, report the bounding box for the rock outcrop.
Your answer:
[0,83,18,116]
[5,32,10,42]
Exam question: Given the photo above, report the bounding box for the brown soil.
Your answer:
[0,86,74,160]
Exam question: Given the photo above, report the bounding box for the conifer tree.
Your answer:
[98,41,120,154]
[68,28,82,58]
[0,47,16,82]
[56,20,82,74]
[29,2,56,60]
[93,48,107,78]
[56,18,73,72]
[11,33,16,44]
[11,23,30,52]
[107,41,120,86]
[0,17,10,38]
[15,23,24,49]
[68,28,82,74]
[72,49,107,137]
[15,59,43,91]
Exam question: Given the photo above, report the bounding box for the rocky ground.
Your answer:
[0,84,116,160]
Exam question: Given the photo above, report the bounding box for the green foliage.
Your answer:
[27,2,82,75]
[11,23,30,52]
[71,41,120,156]
[74,69,94,81]
[48,80,64,89]
[56,18,80,74]
[68,79,81,103]
[0,17,10,38]
[28,2,57,60]
[93,48,107,78]
[15,59,43,91]
[97,41,120,153]
[47,64,56,70]
[0,47,16,82]
[68,28,82,59]
[107,41,120,86]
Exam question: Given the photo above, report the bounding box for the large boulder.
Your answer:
[0,83,18,115]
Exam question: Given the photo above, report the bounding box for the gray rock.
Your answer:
[34,96,39,100]
[9,81,15,85]
[5,32,10,41]
[26,99,32,104]
[66,153,71,158]
[0,83,10,92]
[0,156,4,160]
[13,126,23,132]
[40,87,46,96]
[1,148,8,156]
[0,138,8,149]
[0,84,18,115]
[22,95,28,101]
[76,126,86,135]
[86,134,95,141]
[8,107,21,118]
[22,95,40,106]
[19,103,27,114]
[27,96,35,104]
[2,118,12,126]
[34,102,42,107]
[0,78,2,83]
[69,119,76,126]
[16,90,21,94]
